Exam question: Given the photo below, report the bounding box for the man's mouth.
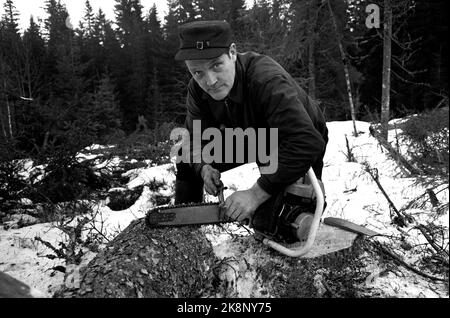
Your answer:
[210,85,224,93]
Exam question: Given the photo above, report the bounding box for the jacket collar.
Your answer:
[201,53,244,104]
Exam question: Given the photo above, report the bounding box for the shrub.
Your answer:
[23,148,110,205]
[401,108,449,179]
[109,121,178,165]
[0,160,27,211]
[0,140,28,212]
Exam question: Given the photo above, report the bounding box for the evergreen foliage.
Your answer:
[0,0,447,161]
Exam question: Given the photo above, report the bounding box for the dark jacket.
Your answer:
[184,51,328,195]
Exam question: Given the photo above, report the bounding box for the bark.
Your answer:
[380,0,393,141]
[6,100,13,138]
[23,41,34,99]
[308,40,316,100]
[0,110,7,139]
[307,0,317,100]
[2,78,13,138]
[327,0,358,137]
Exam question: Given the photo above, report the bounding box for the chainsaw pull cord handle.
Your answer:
[218,186,229,221]
[262,167,325,257]
[218,186,225,204]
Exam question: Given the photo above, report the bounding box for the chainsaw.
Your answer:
[145,168,379,257]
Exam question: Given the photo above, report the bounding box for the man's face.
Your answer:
[185,46,237,101]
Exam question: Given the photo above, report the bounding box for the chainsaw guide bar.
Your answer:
[145,202,228,228]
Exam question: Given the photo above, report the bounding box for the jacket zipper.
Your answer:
[224,99,233,126]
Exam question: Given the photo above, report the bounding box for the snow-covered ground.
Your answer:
[0,119,448,298]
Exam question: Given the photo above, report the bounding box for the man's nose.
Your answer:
[205,72,218,87]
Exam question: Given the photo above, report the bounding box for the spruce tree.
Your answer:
[22,16,46,98]
[0,0,22,139]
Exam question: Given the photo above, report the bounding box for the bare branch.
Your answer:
[372,240,449,283]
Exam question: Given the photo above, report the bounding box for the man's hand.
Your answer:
[221,183,271,223]
[201,165,223,196]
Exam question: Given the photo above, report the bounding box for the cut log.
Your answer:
[53,217,383,298]
[55,218,219,298]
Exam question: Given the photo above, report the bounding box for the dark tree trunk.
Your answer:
[327,0,358,137]
[381,0,393,141]
[307,0,317,100]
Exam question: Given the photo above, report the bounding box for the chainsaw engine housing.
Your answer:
[251,177,325,244]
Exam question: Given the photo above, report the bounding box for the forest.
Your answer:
[1,0,447,153]
[0,0,448,299]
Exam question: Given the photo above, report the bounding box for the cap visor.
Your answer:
[175,48,228,61]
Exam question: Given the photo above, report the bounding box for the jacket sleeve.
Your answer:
[253,74,326,195]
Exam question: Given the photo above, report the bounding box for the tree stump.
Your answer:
[0,271,46,298]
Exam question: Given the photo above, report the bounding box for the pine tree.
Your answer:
[146,4,164,57]
[161,0,193,124]
[240,0,282,54]
[0,0,22,139]
[215,0,231,20]
[98,12,121,78]
[113,0,152,131]
[78,1,105,91]
[2,0,19,32]
[85,74,122,143]
[92,8,107,45]
[164,0,180,44]
[22,16,46,98]
[380,0,392,140]
[327,0,358,136]
[44,0,71,51]
[82,0,94,38]
[114,0,145,47]
[196,0,217,20]
[229,0,246,37]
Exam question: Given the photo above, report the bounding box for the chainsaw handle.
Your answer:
[262,168,325,257]
[218,186,226,204]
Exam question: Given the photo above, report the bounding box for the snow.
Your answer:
[0,119,448,298]
[125,164,175,191]
[0,223,66,297]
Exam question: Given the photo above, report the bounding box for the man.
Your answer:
[174,20,328,227]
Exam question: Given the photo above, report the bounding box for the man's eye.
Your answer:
[213,63,222,69]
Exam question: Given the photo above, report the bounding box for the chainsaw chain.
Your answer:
[145,202,219,228]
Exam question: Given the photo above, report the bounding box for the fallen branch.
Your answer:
[34,236,67,260]
[373,241,449,283]
[363,164,411,227]
[416,224,449,262]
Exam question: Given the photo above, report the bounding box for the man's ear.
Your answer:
[229,43,237,62]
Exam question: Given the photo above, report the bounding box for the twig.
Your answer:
[416,224,449,260]
[364,165,406,225]
[344,135,356,162]
[369,125,422,175]
[87,222,111,243]
[321,279,340,298]
[373,241,448,283]
[34,236,66,259]
[85,206,111,243]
